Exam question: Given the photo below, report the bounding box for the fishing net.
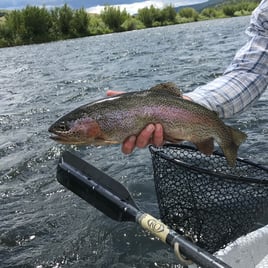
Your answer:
[149,144,268,254]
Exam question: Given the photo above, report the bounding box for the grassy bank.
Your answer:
[0,0,260,48]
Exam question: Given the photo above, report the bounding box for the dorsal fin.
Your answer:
[149,82,182,98]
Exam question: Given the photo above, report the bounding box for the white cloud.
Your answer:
[87,0,208,15]
[87,1,161,15]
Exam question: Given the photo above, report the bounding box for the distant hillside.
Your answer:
[176,0,226,12]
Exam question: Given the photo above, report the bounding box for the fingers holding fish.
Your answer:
[135,123,163,147]
[153,124,164,147]
[106,90,125,96]
[122,136,136,154]
[122,124,164,154]
[136,124,156,148]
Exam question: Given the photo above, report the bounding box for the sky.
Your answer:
[0,0,208,15]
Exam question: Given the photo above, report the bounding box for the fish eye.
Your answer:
[58,122,68,131]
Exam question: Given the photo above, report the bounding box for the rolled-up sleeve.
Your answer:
[184,0,268,118]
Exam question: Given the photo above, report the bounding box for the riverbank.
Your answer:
[0,1,259,48]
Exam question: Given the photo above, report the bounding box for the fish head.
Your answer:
[48,115,104,145]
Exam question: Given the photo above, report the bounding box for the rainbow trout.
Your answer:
[48,83,247,166]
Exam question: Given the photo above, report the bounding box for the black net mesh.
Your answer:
[149,144,268,253]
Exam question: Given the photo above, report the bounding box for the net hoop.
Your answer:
[149,143,268,253]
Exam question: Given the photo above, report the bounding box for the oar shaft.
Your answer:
[138,213,230,268]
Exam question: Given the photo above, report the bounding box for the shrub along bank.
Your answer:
[0,1,260,48]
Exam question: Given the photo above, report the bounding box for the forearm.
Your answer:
[184,68,268,118]
[185,1,268,118]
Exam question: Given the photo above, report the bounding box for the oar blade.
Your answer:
[56,151,138,222]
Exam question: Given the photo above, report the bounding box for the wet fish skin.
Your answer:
[48,82,247,166]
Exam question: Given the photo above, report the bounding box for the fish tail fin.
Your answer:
[222,126,247,167]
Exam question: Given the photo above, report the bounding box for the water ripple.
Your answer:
[1,16,267,267]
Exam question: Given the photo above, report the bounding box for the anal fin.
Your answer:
[195,137,214,155]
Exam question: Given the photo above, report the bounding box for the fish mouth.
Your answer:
[50,134,67,142]
[49,130,94,145]
[49,134,87,145]
[49,132,73,144]
[49,131,119,146]
[48,129,77,144]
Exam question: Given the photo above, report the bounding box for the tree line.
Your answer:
[0,1,260,48]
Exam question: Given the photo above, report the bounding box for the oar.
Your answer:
[56,151,231,268]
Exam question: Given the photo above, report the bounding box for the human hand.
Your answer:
[122,123,164,154]
[106,90,125,96]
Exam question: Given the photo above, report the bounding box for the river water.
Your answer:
[0,16,267,268]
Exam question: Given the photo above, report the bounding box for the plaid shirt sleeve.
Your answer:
[184,0,268,118]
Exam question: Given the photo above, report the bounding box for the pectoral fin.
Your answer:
[165,133,183,143]
[91,138,120,146]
